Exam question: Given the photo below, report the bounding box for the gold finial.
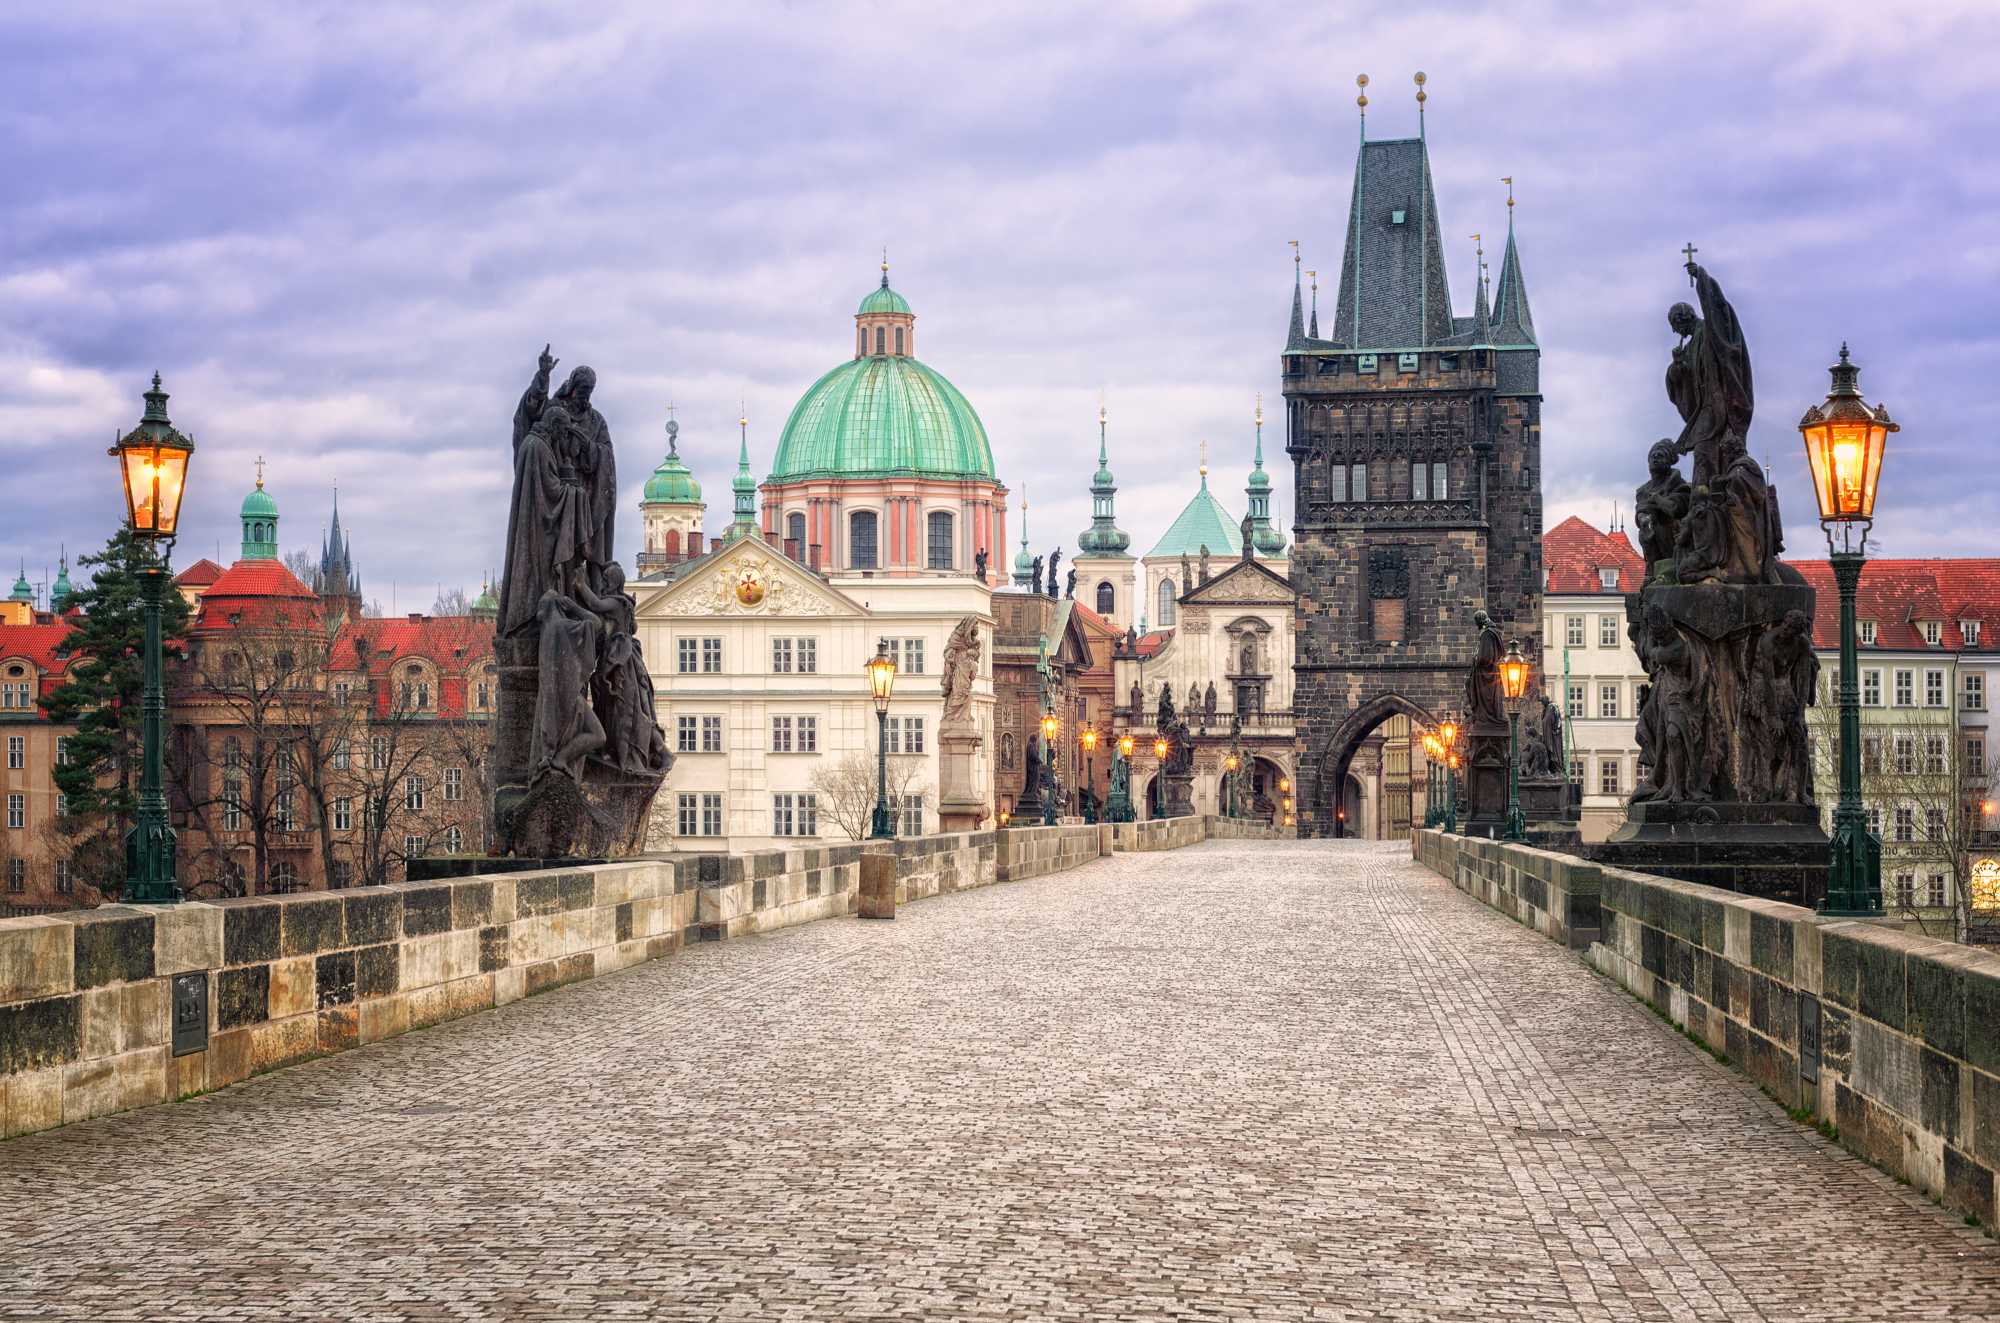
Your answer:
[1306,268,1317,295]
[1098,391,1107,427]
[1502,176,1514,209]
[1288,238,1299,268]
[254,454,266,489]
[1356,72,1369,110]
[1415,71,1427,106]
[1199,439,1209,477]
[881,244,888,274]
[1470,232,1483,260]
[1255,393,1264,427]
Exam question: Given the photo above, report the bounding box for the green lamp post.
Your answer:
[1108,734,1135,823]
[1039,711,1060,826]
[1439,718,1460,834]
[1800,345,1896,916]
[111,373,195,904]
[1421,729,1442,827]
[866,642,897,839]
[1501,639,1532,842]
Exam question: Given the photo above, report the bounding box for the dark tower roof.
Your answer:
[315,491,361,602]
[1286,261,1306,349]
[1329,138,1455,350]
[1490,222,1537,346]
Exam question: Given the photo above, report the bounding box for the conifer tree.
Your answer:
[40,527,193,834]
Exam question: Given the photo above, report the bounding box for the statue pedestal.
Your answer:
[1592,800,1829,906]
[497,762,664,861]
[1459,722,1512,838]
[937,730,987,833]
[1162,771,1195,818]
[1519,776,1577,824]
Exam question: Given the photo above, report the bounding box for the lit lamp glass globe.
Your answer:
[1799,344,1897,553]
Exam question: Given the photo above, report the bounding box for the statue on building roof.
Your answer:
[1047,547,1062,599]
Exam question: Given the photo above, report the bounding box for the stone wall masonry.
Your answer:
[1111,816,1207,852]
[1412,828,2000,1229]
[995,824,1103,882]
[1414,829,1601,950]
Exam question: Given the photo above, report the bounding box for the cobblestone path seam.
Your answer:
[2,839,1998,1322]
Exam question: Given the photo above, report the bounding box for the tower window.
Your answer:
[1350,463,1370,502]
[849,511,879,569]
[1096,581,1115,616]
[874,326,885,355]
[894,326,905,355]
[927,511,954,569]
[1157,578,1177,627]
[786,512,806,551]
[858,328,866,356]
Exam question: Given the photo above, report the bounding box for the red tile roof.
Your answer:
[1544,516,1646,595]
[173,558,225,587]
[1130,630,1171,658]
[330,614,496,719]
[0,621,79,707]
[1784,558,2000,652]
[201,559,317,601]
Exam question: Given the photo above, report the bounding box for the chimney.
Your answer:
[784,536,803,563]
[810,542,823,572]
[408,613,424,624]
[687,532,704,558]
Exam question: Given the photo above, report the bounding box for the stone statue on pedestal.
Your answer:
[936,615,988,831]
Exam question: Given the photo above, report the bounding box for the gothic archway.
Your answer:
[1312,693,1438,838]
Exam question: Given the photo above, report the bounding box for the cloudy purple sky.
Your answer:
[4,2,1996,605]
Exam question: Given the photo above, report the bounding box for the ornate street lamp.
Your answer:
[1438,719,1460,834]
[1040,710,1061,825]
[1500,639,1532,841]
[1801,344,1896,916]
[1421,730,1443,827]
[1223,751,1241,817]
[1108,733,1136,823]
[866,642,897,838]
[1079,727,1099,823]
[111,373,195,904]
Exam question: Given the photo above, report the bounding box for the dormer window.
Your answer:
[1357,354,1378,374]
[1964,619,1983,647]
[1599,567,1620,591]
[1860,619,1878,646]
[1921,619,1942,646]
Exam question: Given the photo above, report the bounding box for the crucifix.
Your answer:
[1682,241,1698,285]
[254,454,266,487]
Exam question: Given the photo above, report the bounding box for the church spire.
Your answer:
[1286,240,1305,348]
[725,405,758,542]
[1307,269,1319,340]
[1077,401,1132,556]
[1490,181,1537,346]
[1012,487,1035,588]
[1244,396,1286,556]
[1470,233,1490,342]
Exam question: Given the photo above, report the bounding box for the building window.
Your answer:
[1431,462,1448,500]
[1566,683,1584,719]
[881,637,926,675]
[773,792,820,838]
[1894,807,1914,843]
[4,794,21,830]
[444,768,463,802]
[1330,463,1348,503]
[787,512,806,550]
[796,638,817,674]
[1598,758,1622,797]
[1565,616,1585,648]
[1157,578,1177,627]
[1894,872,1915,908]
[1096,581,1115,615]
[894,327,905,355]
[333,797,353,832]
[5,736,21,769]
[1926,807,1945,840]
[1863,669,1882,707]
[1893,670,1913,707]
[1350,463,1369,502]
[444,826,463,854]
[54,736,68,767]
[329,860,352,889]
[772,716,795,753]
[222,778,243,831]
[677,716,698,753]
[1860,619,1878,645]
[372,736,390,771]
[267,861,299,894]
[678,638,698,673]
[1925,735,1946,775]
[274,767,297,832]
[772,638,793,673]
[1599,684,1620,720]
[1928,873,1947,908]
[6,858,22,892]
[401,836,423,863]
[1964,619,1982,647]
[1867,805,1882,836]
[1412,462,1428,501]
[887,715,926,755]
[54,859,71,894]
[1598,616,1618,648]
[1862,736,1882,775]
[686,793,722,837]
[331,739,349,770]
[701,716,723,752]
[701,638,722,673]
[1568,756,1585,783]
[897,793,924,837]
[850,511,879,569]
[1922,620,1942,646]
[796,715,818,752]
[1357,353,1377,374]
[1894,735,1915,775]
[1599,567,1621,591]
[1925,670,1946,707]
[874,326,885,355]
[405,774,426,813]
[1965,672,1986,711]
[927,511,954,570]
[1968,733,1988,775]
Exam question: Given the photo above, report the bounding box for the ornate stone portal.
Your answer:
[1590,262,1827,903]
[492,346,671,859]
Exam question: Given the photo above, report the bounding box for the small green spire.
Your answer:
[1013,487,1035,585]
[724,406,758,542]
[9,561,31,603]
[1245,398,1286,555]
[239,457,279,561]
[50,548,73,612]
[1077,402,1131,556]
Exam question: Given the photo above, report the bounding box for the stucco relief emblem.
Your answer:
[733,566,766,606]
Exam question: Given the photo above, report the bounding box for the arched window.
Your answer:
[858,328,866,356]
[874,326,885,355]
[664,528,682,556]
[1096,581,1115,616]
[786,512,806,551]
[1157,578,1177,626]
[894,326,905,355]
[268,861,298,895]
[926,511,954,569]
[849,510,879,569]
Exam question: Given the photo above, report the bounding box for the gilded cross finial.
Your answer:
[1254,393,1263,427]
[1306,268,1317,295]
[1199,439,1208,477]
[1503,176,1514,209]
[254,454,266,489]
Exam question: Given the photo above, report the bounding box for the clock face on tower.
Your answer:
[733,566,766,606]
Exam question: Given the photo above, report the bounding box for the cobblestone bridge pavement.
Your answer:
[6,840,2000,1322]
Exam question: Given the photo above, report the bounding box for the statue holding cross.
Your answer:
[1665,247,1752,489]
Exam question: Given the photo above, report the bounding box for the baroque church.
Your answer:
[1283,87,1543,838]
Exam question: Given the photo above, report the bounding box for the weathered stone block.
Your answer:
[1920,1048,1962,1146]
[1907,950,1969,1061]
[0,994,80,1074]
[219,965,271,1032]
[167,1048,205,1100]
[267,956,315,1020]
[0,917,75,1002]
[2,1065,61,1137]
[450,880,494,930]
[406,974,494,1028]
[514,872,594,918]
[248,1015,318,1074]
[280,895,345,957]
[206,1027,252,1087]
[1971,1068,2000,1169]
[358,993,410,1044]
[355,944,397,999]
[220,900,281,966]
[1856,938,1908,1033]
[343,891,400,945]
[478,925,509,973]
[315,951,357,1008]
[400,930,479,990]
[1944,1144,1996,1228]
[1854,1018,1923,1121]
[524,953,593,996]
[1969,970,2000,1076]
[152,904,222,977]
[61,1056,123,1124]
[316,1005,359,1053]
[401,885,453,936]
[70,909,154,989]
[1748,910,1795,982]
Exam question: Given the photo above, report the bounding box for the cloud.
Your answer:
[2,0,1996,605]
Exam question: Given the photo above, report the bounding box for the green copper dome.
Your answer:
[858,280,912,316]
[770,355,995,482]
[9,566,31,602]
[240,484,278,519]
[644,422,702,503]
[1146,472,1241,560]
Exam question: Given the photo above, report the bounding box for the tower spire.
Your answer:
[725,402,757,542]
[1307,269,1319,339]
[1245,395,1286,557]
[1078,399,1131,557]
[1491,181,1537,346]
[1286,240,1305,347]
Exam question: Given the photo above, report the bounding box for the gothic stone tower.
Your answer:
[1284,117,1542,839]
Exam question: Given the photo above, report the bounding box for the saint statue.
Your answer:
[940,616,981,730]
[1633,439,1691,581]
[1465,610,1506,728]
[515,346,617,585]
[497,399,590,640]
[1666,259,1753,488]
